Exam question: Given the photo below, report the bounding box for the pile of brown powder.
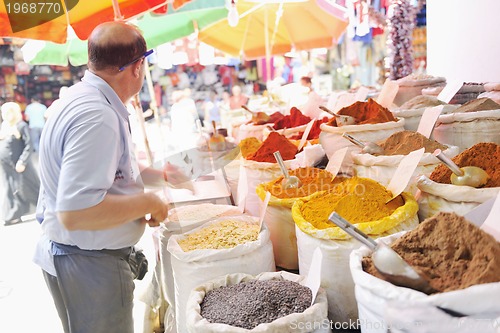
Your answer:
[327,99,397,126]
[376,130,447,156]
[399,95,447,110]
[362,212,500,293]
[453,97,500,113]
[429,142,500,187]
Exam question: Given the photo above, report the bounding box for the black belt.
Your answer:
[52,241,133,260]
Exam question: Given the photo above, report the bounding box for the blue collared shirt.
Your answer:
[34,70,145,275]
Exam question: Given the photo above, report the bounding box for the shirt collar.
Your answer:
[81,70,129,120]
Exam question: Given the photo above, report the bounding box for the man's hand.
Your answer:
[15,161,26,173]
[140,192,168,227]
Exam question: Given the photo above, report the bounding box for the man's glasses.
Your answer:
[118,49,154,72]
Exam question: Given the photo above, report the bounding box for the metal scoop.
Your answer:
[329,212,436,294]
[433,149,489,188]
[319,106,356,126]
[273,151,301,189]
[342,133,385,155]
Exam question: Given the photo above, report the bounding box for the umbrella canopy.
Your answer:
[21,0,228,66]
[0,0,175,43]
[198,0,349,59]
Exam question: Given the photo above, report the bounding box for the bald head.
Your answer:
[88,22,146,72]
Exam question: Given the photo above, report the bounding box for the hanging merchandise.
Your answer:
[387,0,417,80]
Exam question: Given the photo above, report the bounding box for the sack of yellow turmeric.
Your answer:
[256,167,342,270]
[291,177,418,324]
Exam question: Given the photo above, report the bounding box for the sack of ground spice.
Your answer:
[319,117,405,170]
[256,167,343,270]
[291,177,419,323]
[391,96,458,131]
[432,103,500,152]
[351,131,460,194]
[350,212,500,333]
[167,216,275,333]
[186,271,330,333]
[417,142,500,220]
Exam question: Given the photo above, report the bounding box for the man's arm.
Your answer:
[58,192,167,231]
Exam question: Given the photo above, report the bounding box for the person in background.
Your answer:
[0,102,40,226]
[203,90,221,130]
[169,88,199,149]
[24,96,47,152]
[299,76,324,119]
[229,84,248,110]
[33,22,188,333]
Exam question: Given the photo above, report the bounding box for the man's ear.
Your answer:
[134,65,141,78]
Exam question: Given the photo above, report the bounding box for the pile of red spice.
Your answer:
[289,117,330,140]
[327,99,397,126]
[246,132,298,163]
[273,107,312,129]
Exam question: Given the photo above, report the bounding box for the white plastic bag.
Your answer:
[186,271,331,333]
[350,232,500,333]
[318,119,405,169]
[352,145,460,195]
[432,109,500,152]
[159,204,243,332]
[167,216,276,333]
[416,175,500,221]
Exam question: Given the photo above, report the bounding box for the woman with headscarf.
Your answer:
[0,102,40,225]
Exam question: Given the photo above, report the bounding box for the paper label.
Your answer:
[258,191,271,231]
[333,93,357,113]
[305,247,323,306]
[355,86,370,101]
[416,105,444,138]
[437,81,463,103]
[386,148,425,200]
[376,79,399,108]
[464,197,496,228]
[480,191,500,241]
[325,147,349,179]
[298,119,315,151]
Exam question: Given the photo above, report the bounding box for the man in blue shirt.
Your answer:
[34,22,180,333]
[24,96,47,152]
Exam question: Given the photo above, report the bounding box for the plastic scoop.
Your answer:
[328,212,436,295]
[319,106,356,126]
[342,133,385,155]
[433,149,489,188]
[273,151,301,189]
[209,121,226,151]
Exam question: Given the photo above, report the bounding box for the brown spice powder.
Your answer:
[429,142,500,187]
[453,97,500,113]
[376,130,447,155]
[362,212,500,293]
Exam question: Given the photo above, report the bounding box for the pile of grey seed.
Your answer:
[200,279,312,329]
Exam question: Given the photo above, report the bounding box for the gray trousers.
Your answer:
[42,249,135,333]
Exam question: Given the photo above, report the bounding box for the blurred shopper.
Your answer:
[0,102,40,226]
[203,90,221,130]
[170,89,199,149]
[299,76,324,119]
[24,96,47,152]
[33,22,188,333]
[229,84,248,110]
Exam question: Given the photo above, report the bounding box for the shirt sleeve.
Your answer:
[56,110,123,211]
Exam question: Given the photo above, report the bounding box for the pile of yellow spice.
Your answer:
[299,177,404,229]
[177,219,260,252]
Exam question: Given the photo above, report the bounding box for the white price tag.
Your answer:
[376,79,399,108]
[298,120,315,152]
[416,105,444,138]
[325,147,349,180]
[333,93,357,113]
[258,191,271,231]
[437,81,463,103]
[386,148,425,200]
[305,247,323,306]
[480,191,500,241]
[355,86,370,101]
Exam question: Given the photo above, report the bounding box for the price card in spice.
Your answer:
[305,247,323,306]
[325,147,349,180]
[386,148,425,201]
[480,191,500,242]
[416,105,444,138]
[376,79,399,108]
[437,81,463,103]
